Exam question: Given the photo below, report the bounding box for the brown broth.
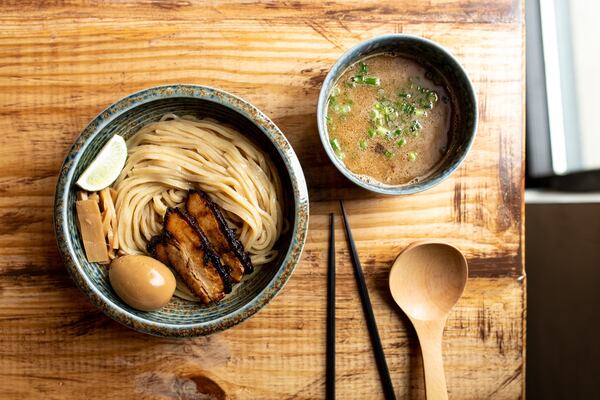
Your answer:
[326,54,452,185]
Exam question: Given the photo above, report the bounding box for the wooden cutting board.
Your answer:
[0,1,525,399]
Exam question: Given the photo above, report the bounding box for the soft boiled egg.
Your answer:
[109,255,176,311]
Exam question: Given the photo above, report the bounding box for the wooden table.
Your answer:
[0,1,525,398]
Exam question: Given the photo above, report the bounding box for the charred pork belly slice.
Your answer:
[185,190,254,283]
[147,234,168,265]
[147,208,231,304]
[147,233,212,300]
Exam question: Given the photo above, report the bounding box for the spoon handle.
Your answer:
[413,319,448,400]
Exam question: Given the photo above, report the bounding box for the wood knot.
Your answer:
[135,371,227,400]
[189,374,226,400]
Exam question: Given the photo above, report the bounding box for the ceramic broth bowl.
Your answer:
[54,85,309,337]
[317,34,478,195]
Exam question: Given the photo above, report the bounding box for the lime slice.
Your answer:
[76,135,127,191]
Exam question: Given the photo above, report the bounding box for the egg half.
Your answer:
[109,255,176,311]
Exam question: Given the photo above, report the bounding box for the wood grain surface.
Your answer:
[0,1,525,399]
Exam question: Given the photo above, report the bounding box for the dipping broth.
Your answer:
[326,54,452,185]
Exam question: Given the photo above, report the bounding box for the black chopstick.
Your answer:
[326,213,336,400]
[340,201,396,400]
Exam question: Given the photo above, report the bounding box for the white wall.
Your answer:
[569,1,600,170]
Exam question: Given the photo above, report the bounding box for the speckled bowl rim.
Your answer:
[317,34,478,195]
[53,84,309,337]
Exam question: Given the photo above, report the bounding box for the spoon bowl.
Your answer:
[389,241,468,399]
[390,241,468,321]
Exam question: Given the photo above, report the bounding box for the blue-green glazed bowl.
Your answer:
[54,85,309,337]
[317,34,478,195]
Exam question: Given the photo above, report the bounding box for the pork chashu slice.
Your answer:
[148,208,231,304]
[185,190,254,282]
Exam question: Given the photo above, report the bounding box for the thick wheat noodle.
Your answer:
[112,114,283,271]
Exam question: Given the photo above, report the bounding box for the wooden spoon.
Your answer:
[389,241,468,400]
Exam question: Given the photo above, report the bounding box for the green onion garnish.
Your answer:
[325,115,335,132]
[384,150,394,160]
[415,109,427,117]
[410,120,422,132]
[331,103,351,115]
[362,76,380,86]
[393,128,403,137]
[358,62,368,74]
[397,138,407,147]
[400,102,416,115]
[408,151,417,161]
[369,108,383,124]
[330,86,341,97]
[428,91,439,103]
[368,128,376,138]
[358,139,368,150]
[330,138,345,160]
[330,137,342,152]
[376,126,388,136]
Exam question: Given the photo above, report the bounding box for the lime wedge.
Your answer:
[76,135,127,191]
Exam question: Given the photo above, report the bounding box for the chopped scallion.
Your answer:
[362,76,381,86]
[330,138,342,152]
[369,108,382,122]
[397,138,407,147]
[331,137,345,160]
[358,62,368,74]
[368,128,376,138]
[400,102,416,115]
[407,151,417,161]
[332,102,351,115]
[376,126,388,136]
[384,150,394,160]
[410,120,422,132]
[358,139,368,150]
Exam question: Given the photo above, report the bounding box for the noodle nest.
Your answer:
[112,114,283,275]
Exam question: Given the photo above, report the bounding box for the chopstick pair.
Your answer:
[326,202,396,400]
